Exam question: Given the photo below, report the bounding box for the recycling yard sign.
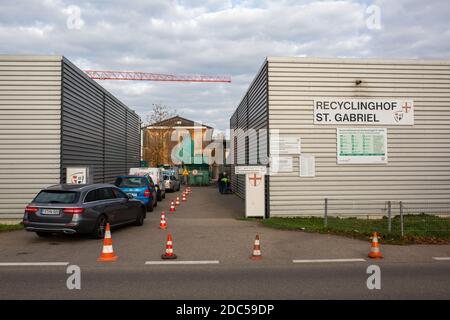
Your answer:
[314,98,414,125]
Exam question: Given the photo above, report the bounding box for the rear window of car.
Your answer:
[33,191,79,204]
[114,177,147,188]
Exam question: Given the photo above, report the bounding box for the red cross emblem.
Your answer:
[249,174,262,187]
[402,102,411,113]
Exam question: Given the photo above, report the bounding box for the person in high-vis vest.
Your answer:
[219,172,229,194]
[182,168,189,185]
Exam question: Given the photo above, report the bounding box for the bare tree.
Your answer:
[143,103,177,167]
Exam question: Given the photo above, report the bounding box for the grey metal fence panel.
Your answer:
[104,95,127,183]
[229,61,269,216]
[126,109,141,170]
[61,57,141,184]
[0,55,62,218]
[61,58,104,183]
[230,111,238,192]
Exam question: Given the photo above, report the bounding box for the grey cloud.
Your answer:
[0,0,449,131]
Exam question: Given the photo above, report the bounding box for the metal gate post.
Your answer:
[400,201,404,237]
[388,200,392,233]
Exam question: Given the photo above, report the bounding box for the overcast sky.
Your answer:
[1,0,449,132]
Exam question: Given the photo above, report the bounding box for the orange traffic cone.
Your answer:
[97,223,118,262]
[161,233,177,259]
[368,232,383,259]
[250,234,262,260]
[159,211,167,230]
[182,192,187,202]
[170,201,176,212]
[175,196,180,206]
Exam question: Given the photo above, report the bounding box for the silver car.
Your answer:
[163,174,181,192]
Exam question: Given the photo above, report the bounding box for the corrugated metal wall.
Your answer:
[61,58,140,184]
[230,110,238,192]
[0,56,62,218]
[61,58,104,182]
[230,61,269,202]
[267,57,450,216]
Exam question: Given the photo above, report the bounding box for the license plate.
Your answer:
[41,209,60,215]
[127,193,138,197]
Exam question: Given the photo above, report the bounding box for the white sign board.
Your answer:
[66,167,88,184]
[314,98,414,125]
[245,172,265,218]
[337,128,388,164]
[270,156,293,173]
[300,155,315,177]
[235,166,267,175]
[270,135,301,154]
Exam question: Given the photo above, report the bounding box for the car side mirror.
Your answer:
[127,194,134,200]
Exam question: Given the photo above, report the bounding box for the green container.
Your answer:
[188,169,210,186]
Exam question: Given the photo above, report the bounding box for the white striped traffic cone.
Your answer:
[250,234,262,260]
[159,211,167,230]
[97,223,118,262]
[161,233,177,259]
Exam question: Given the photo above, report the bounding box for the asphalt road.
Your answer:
[0,262,449,299]
[0,186,449,299]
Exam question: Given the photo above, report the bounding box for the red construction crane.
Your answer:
[84,70,231,83]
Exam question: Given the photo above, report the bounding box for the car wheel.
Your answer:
[135,209,145,226]
[157,190,162,201]
[91,215,108,239]
[36,231,53,238]
[162,191,166,199]
[147,201,154,212]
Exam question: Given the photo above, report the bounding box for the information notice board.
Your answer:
[337,128,388,164]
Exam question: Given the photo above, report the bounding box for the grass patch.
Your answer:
[258,215,450,245]
[0,223,24,232]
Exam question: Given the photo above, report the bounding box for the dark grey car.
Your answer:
[22,183,146,239]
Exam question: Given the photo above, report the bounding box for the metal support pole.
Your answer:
[388,200,392,233]
[400,201,404,237]
[324,198,328,228]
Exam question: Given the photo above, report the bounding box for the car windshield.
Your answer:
[115,177,147,188]
[33,191,79,204]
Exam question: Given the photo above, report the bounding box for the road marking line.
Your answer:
[432,257,450,261]
[145,260,220,265]
[292,258,367,264]
[0,262,69,267]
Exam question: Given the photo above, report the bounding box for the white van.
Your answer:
[129,167,166,201]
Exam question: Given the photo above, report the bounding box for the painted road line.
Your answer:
[145,260,220,265]
[432,257,450,261]
[0,262,69,267]
[293,258,367,264]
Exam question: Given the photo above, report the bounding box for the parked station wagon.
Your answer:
[22,184,146,239]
